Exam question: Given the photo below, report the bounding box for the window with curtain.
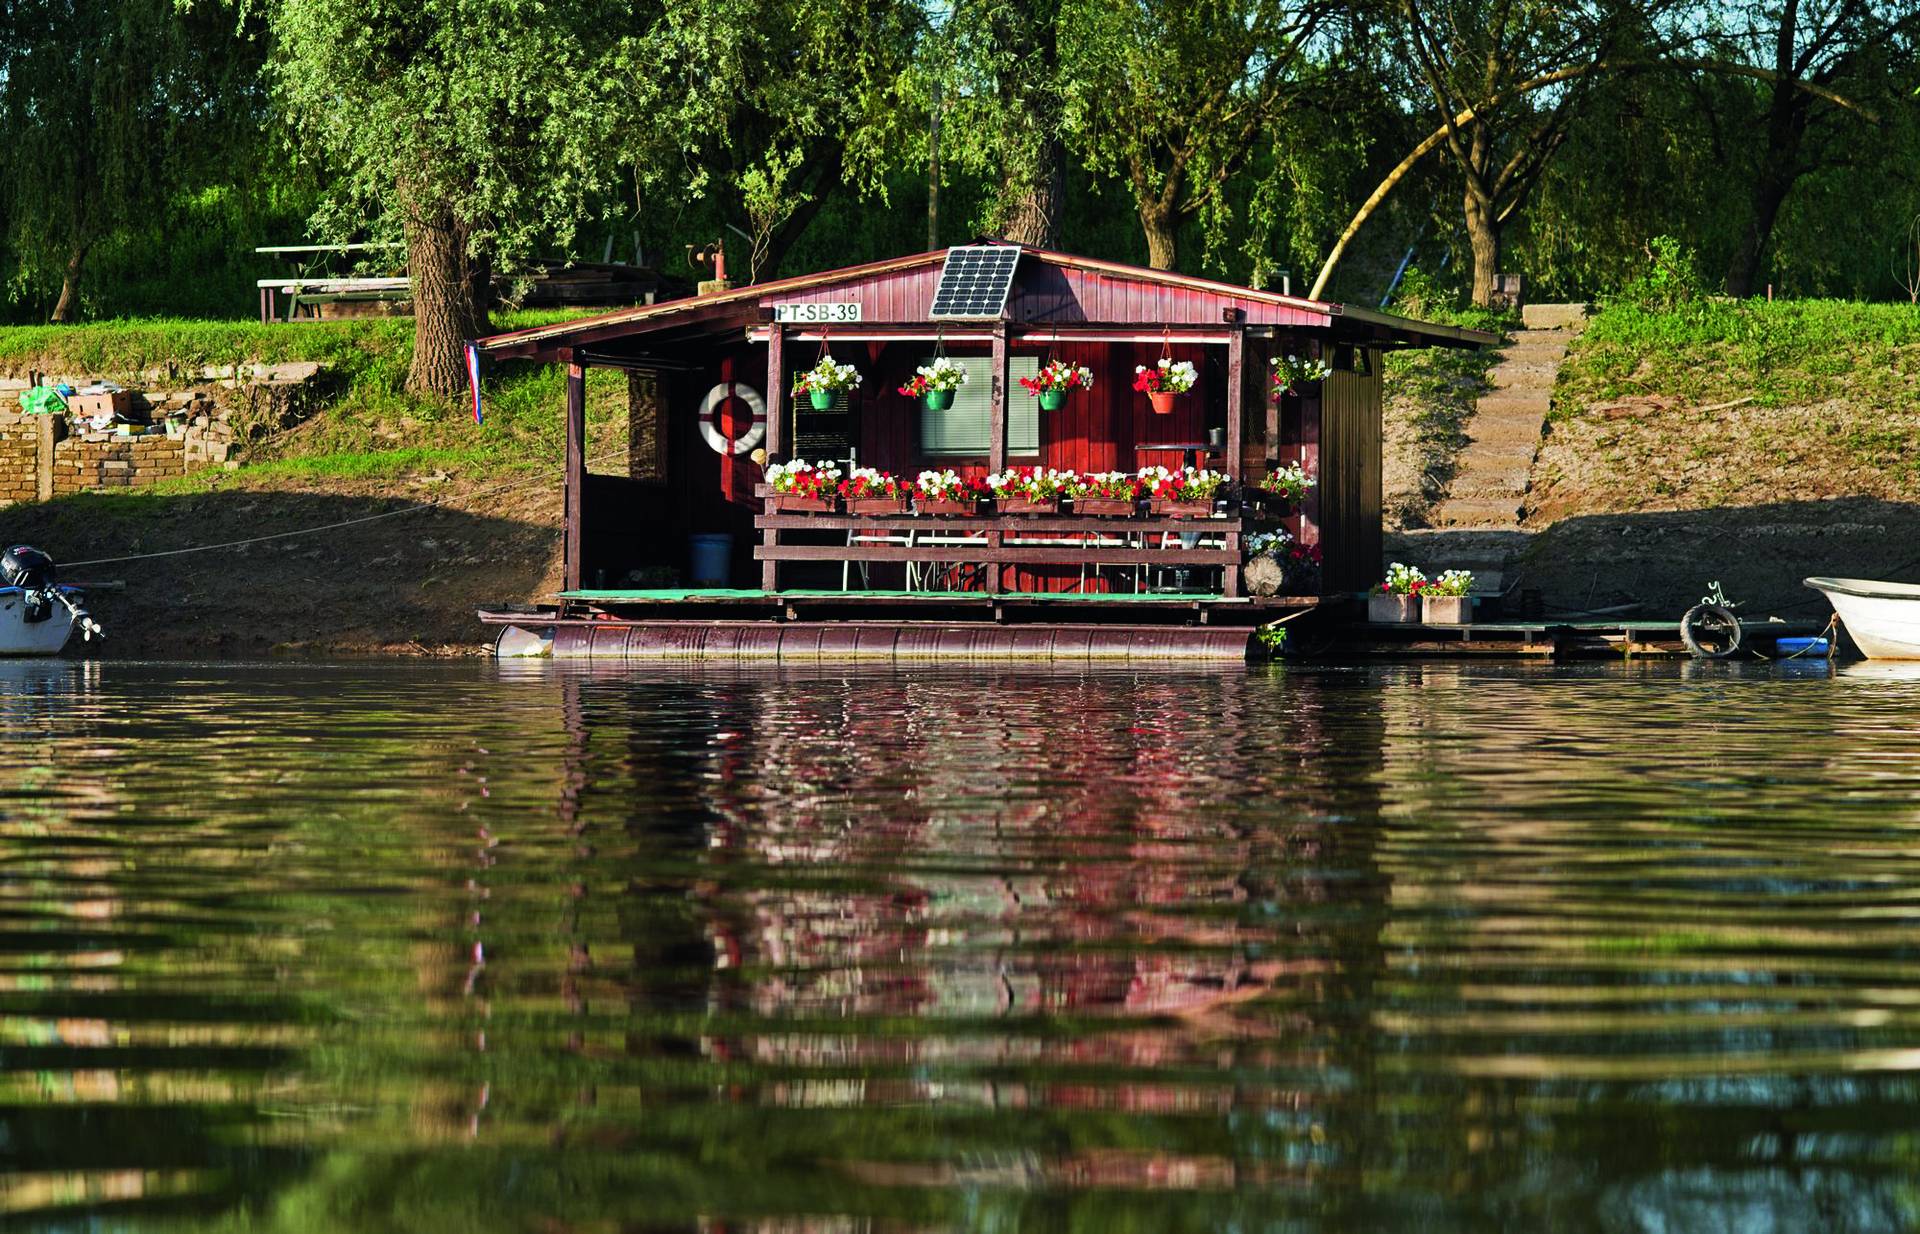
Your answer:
[919,356,1041,456]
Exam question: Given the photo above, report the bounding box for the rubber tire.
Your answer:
[1681,603,1743,659]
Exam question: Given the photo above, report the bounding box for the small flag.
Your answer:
[465,342,484,424]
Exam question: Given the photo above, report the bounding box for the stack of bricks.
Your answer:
[0,413,39,504]
[52,434,189,493]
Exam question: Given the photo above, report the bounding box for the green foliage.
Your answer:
[1558,297,1920,411]
[1618,235,1707,313]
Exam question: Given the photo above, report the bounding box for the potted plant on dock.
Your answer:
[914,469,988,515]
[1066,470,1141,516]
[1141,465,1223,517]
[1269,351,1331,399]
[1020,359,1094,411]
[792,357,861,410]
[988,466,1070,514]
[1422,569,1474,624]
[1370,562,1426,623]
[1133,358,1197,414]
[840,466,909,514]
[1253,461,1316,512]
[765,458,844,513]
[898,357,968,411]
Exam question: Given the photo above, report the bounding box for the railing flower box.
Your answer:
[839,466,909,516]
[913,469,988,517]
[916,497,981,516]
[999,496,1061,515]
[1149,498,1215,518]
[764,459,844,514]
[770,492,840,514]
[1072,497,1137,516]
[847,495,910,515]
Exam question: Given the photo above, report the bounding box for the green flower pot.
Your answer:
[923,388,955,412]
[808,389,834,410]
[1039,389,1068,411]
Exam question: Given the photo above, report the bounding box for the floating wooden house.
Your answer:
[473,243,1491,659]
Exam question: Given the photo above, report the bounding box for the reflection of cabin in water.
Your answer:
[473,243,1491,658]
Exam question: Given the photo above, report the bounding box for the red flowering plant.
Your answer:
[1064,470,1143,501]
[1376,562,1427,595]
[1019,360,1095,397]
[1285,541,1323,570]
[764,458,843,498]
[1137,465,1225,502]
[914,469,989,503]
[987,466,1073,503]
[1131,358,1198,395]
[838,467,908,500]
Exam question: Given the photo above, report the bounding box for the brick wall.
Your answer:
[0,415,37,504]
[52,434,188,493]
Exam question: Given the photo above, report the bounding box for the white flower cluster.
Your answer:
[916,356,969,391]
[1246,529,1294,556]
[1381,561,1427,594]
[763,458,842,493]
[799,357,862,392]
[1270,351,1332,391]
[1137,357,1198,393]
[987,467,1074,500]
[1137,464,1225,500]
[1434,568,1475,596]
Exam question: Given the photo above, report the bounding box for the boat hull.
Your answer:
[1806,577,1920,659]
[0,587,81,657]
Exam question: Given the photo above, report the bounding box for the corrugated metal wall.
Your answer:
[1316,365,1383,592]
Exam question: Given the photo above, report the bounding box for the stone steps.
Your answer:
[1521,303,1593,330]
[1429,495,1528,528]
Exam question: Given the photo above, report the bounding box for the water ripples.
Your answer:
[4,659,1920,1229]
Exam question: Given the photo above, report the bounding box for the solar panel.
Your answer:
[929,245,1021,319]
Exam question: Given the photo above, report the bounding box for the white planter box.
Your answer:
[1369,594,1420,624]
[1423,595,1473,625]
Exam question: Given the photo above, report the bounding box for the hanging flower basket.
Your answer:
[793,356,861,412]
[1140,465,1223,517]
[1020,360,1094,413]
[839,467,909,514]
[1253,462,1317,512]
[764,459,844,514]
[914,469,988,516]
[1133,358,1197,415]
[1065,471,1141,517]
[899,356,968,412]
[1269,352,1332,401]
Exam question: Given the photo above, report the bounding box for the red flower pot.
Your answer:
[916,497,980,516]
[846,495,909,515]
[1149,391,1178,415]
[770,492,839,514]
[1072,496,1137,517]
[1149,498,1214,518]
[999,497,1060,515]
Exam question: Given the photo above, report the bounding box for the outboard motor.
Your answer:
[1,545,54,592]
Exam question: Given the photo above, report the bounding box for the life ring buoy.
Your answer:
[699,382,766,455]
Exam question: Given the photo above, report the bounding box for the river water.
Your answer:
[5,658,1920,1230]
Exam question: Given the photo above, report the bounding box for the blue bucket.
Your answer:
[1775,636,1829,657]
[688,534,733,588]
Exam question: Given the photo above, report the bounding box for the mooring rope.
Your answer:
[62,447,631,569]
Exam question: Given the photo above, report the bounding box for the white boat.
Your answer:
[0,547,102,656]
[1805,577,1920,659]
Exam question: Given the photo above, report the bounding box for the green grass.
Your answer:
[0,311,614,477]
[1557,297,1920,414]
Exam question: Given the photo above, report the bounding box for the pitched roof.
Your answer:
[472,244,1495,357]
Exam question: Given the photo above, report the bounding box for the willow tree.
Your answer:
[267,0,657,396]
[1061,0,1339,270]
[0,0,266,321]
[923,0,1071,247]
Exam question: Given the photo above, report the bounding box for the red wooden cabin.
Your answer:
[474,243,1488,647]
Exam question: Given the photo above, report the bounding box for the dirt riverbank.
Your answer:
[3,468,562,657]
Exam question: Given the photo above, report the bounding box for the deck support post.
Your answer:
[989,323,1009,594]
[764,325,785,459]
[563,353,585,592]
[1224,326,1245,480]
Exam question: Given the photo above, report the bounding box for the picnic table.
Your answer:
[255,243,407,323]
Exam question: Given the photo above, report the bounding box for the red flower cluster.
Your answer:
[898,375,933,398]
[839,469,906,500]
[1285,542,1323,568]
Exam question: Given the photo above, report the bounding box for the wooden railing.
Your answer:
[754,510,1246,596]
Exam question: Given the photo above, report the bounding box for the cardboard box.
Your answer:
[68,390,137,419]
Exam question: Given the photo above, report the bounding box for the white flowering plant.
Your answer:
[791,357,862,397]
[1064,470,1141,500]
[1376,562,1427,596]
[1021,360,1095,396]
[1138,465,1225,502]
[987,466,1073,503]
[914,469,988,502]
[1270,352,1332,394]
[764,458,843,497]
[898,356,968,398]
[1132,358,1198,395]
[1430,568,1474,597]
[1256,461,1317,504]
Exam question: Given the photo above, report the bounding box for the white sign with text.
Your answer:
[772,302,863,324]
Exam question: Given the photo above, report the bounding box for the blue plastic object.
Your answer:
[1775,636,1829,656]
[688,533,734,588]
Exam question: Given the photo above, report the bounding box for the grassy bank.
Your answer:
[1532,298,1920,520]
[1381,300,1513,527]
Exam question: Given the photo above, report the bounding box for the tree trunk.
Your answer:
[1140,201,1178,270]
[49,242,89,323]
[1726,169,1794,298]
[404,197,489,399]
[1463,187,1502,308]
[998,136,1065,248]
